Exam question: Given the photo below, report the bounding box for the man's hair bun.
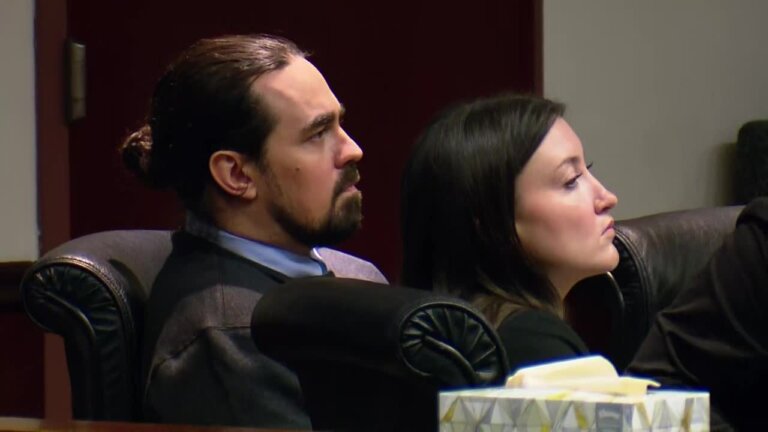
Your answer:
[119,124,169,187]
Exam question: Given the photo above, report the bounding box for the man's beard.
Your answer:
[268,164,363,248]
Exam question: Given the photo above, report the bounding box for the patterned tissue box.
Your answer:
[439,387,709,431]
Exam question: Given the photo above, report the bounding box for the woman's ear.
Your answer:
[209,150,258,200]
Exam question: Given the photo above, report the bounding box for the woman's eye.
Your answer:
[564,173,582,190]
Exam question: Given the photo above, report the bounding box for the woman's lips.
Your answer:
[603,219,615,234]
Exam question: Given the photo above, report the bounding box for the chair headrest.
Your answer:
[28,230,173,299]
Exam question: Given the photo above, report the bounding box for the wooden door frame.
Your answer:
[35,0,72,421]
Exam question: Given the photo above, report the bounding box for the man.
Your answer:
[628,197,768,431]
[120,34,385,428]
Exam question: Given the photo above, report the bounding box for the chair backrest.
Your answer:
[20,230,173,421]
[569,206,743,370]
[735,120,768,203]
[251,277,509,432]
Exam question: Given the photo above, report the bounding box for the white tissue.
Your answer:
[505,355,660,397]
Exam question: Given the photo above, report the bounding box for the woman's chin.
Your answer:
[606,245,620,270]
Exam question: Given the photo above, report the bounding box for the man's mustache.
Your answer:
[333,164,360,198]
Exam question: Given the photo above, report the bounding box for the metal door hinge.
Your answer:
[66,39,86,122]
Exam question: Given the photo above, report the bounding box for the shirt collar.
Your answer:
[184,213,328,278]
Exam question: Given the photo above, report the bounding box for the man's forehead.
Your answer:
[251,56,340,121]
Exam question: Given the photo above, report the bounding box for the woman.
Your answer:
[401,94,618,370]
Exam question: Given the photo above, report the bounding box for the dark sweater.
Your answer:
[498,309,589,373]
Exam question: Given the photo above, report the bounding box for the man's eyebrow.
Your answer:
[301,105,346,135]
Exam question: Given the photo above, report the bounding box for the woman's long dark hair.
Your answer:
[401,94,565,326]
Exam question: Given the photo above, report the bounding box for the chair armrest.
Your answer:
[251,277,508,387]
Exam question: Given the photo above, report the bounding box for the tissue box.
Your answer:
[439,387,709,431]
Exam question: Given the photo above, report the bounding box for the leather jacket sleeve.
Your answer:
[628,198,768,431]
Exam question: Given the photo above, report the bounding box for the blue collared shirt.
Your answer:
[185,213,328,278]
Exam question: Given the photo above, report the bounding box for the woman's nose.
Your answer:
[594,179,618,213]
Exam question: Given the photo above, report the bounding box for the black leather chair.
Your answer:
[251,277,509,432]
[21,230,172,421]
[569,205,743,370]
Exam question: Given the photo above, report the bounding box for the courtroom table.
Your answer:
[0,417,305,432]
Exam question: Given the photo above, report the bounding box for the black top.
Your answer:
[628,197,768,432]
[498,309,589,373]
[141,231,311,429]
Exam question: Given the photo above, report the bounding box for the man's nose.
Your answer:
[337,128,363,167]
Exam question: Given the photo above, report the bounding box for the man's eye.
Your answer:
[309,129,328,141]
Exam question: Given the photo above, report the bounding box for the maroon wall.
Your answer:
[65,0,541,281]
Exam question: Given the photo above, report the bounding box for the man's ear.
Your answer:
[209,150,258,200]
